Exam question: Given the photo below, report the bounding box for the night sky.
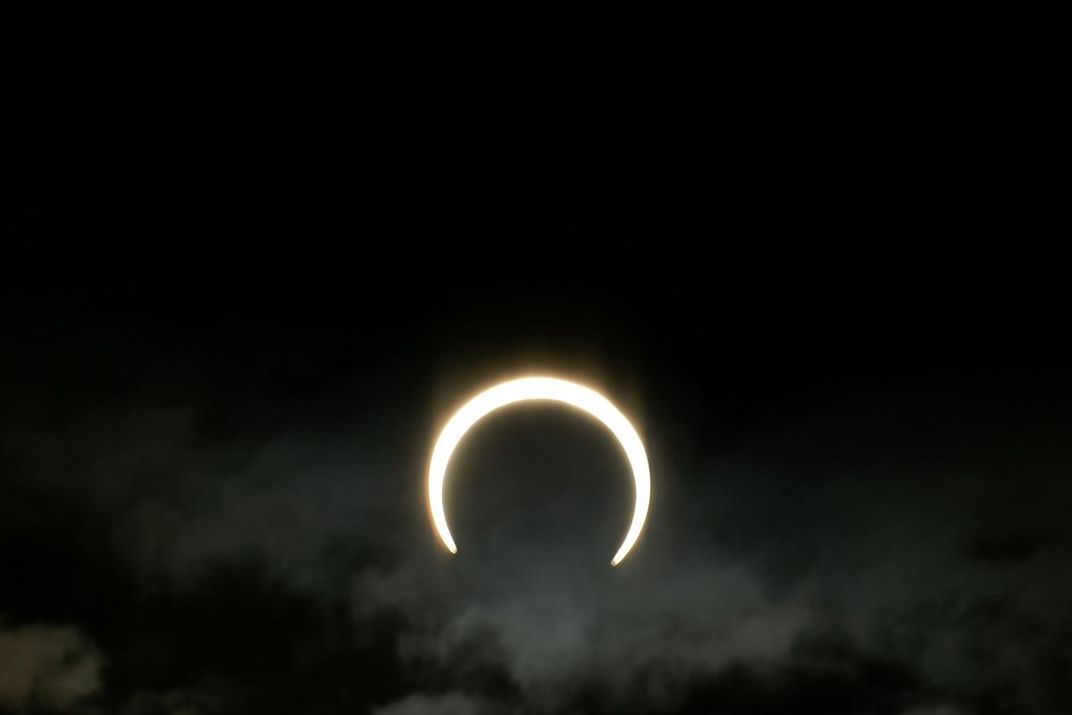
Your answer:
[3,13,1068,715]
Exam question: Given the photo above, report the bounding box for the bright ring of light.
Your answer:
[428,376,651,566]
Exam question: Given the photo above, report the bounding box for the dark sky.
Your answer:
[3,12,1068,715]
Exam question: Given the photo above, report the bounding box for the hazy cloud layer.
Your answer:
[2,378,1070,713]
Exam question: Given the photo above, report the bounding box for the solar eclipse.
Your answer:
[427,376,652,566]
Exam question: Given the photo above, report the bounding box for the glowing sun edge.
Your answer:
[428,376,651,566]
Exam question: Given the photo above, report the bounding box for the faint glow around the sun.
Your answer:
[427,376,651,566]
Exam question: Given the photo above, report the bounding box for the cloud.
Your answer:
[373,692,488,715]
[358,547,817,713]
[0,621,103,711]
[349,387,1072,713]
